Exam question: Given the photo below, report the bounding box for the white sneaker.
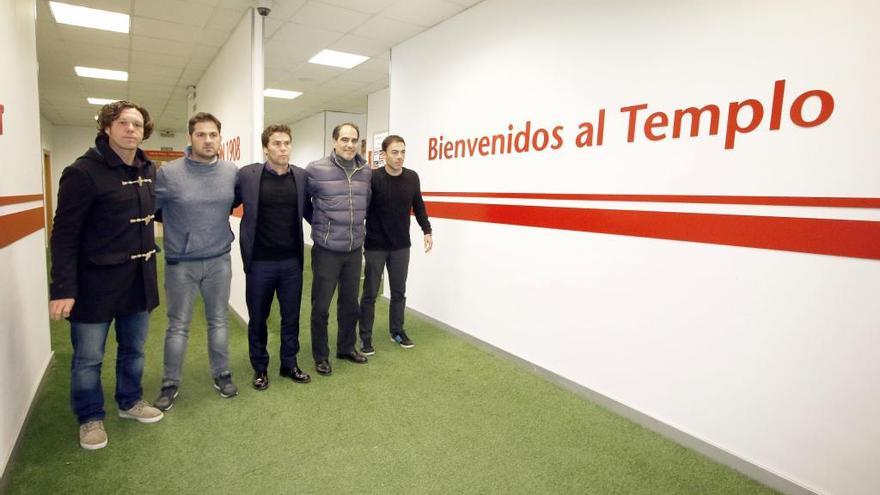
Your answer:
[118,400,164,423]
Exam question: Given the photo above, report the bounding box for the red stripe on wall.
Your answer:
[0,207,45,249]
[0,194,44,206]
[421,192,880,209]
[425,201,880,260]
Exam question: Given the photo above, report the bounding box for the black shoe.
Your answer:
[252,372,269,391]
[336,351,368,364]
[154,384,179,411]
[391,331,415,349]
[361,337,375,356]
[315,360,332,376]
[280,366,311,384]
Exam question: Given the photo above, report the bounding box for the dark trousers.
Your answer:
[359,248,410,343]
[310,244,362,361]
[245,257,303,372]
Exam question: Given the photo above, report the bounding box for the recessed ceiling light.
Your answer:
[308,49,369,69]
[87,97,118,105]
[264,88,302,100]
[75,66,128,81]
[49,1,129,33]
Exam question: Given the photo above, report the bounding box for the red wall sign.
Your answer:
[144,149,184,161]
[0,103,5,135]
[218,136,241,161]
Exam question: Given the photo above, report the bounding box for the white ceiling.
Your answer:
[36,0,482,132]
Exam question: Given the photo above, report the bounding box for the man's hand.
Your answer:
[424,234,433,253]
[49,298,75,320]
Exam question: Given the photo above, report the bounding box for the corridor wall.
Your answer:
[366,88,389,164]
[390,1,880,494]
[0,0,52,479]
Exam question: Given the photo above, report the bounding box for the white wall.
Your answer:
[39,114,52,152]
[391,1,880,494]
[194,8,261,319]
[289,112,325,168]
[367,88,389,163]
[0,0,52,478]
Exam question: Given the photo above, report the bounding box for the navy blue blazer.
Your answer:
[234,162,310,273]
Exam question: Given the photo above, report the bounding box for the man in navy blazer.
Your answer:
[235,124,312,390]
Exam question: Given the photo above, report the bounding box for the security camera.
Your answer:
[256,0,271,16]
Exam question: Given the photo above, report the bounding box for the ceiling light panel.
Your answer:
[49,1,130,34]
[308,49,369,69]
[75,66,128,81]
[264,89,303,100]
[87,97,118,105]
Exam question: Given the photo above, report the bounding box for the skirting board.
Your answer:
[404,305,820,495]
[0,350,55,491]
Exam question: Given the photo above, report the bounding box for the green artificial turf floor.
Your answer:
[3,247,776,494]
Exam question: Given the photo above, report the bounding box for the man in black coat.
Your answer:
[234,124,311,390]
[49,101,164,450]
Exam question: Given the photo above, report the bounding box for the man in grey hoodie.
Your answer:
[306,122,372,376]
[153,112,239,411]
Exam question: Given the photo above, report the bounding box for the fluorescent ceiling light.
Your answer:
[87,97,118,105]
[75,66,128,81]
[308,49,369,69]
[264,88,302,100]
[49,1,129,33]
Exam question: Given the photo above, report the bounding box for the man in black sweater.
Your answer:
[234,124,311,390]
[358,135,432,354]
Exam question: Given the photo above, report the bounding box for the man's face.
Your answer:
[264,131,291,167]
[333,125,358,161]
[383,141,405,174]
[189,121,220,162]
[105,108,145,153]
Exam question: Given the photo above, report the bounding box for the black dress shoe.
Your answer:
[280,366,311,384]
[315,360,332,376]
[336,351,368,364]
[252,372,269,391]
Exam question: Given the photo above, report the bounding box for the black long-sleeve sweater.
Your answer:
[364,167,431,251]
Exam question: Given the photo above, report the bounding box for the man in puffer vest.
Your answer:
[305,122,372,376]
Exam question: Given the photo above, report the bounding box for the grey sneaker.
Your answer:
[79,420,107,450]
[118,400,164,423]
[213,372,238,398]
[391,331,415,348]
[154,384,179,411]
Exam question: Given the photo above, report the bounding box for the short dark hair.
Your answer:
[262,124,291,148]
[332,122,360,140]
[188,112,221,135]
[96,101,154,140]
[381,135,406,152]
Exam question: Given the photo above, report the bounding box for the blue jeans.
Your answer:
[245,257,303,372]
[70,311,150,425]
[162,253,232,386]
